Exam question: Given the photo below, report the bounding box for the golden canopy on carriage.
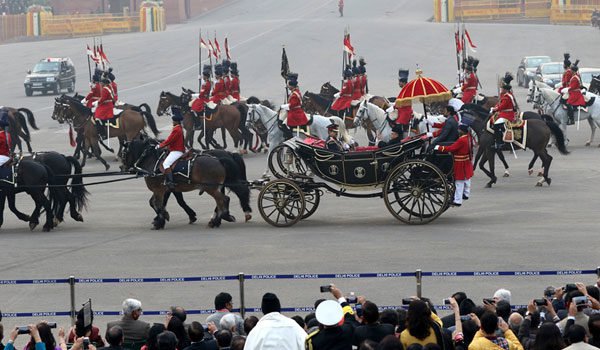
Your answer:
[395,68,452,108]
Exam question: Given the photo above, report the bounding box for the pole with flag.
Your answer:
[224,36,231,60]
[199,29,202,91]
[454,24,461,85]
[281,46,290,102]
[86,45,93,84]
[214,31,221,60]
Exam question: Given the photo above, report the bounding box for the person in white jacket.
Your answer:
[244,293,306,350]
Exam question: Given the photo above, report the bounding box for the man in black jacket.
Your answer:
[181,322,217,350]
[98,326,124,350]
[352,301,395,346]
[428,105,459,150]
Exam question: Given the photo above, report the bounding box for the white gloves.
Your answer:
[561,88,569,94]
[155,145,161,149]
[92,100,99,107]
[426,132,433,138]
[81,99,88,105]
[343,143,350,150]
[427,119,435,126]
[334,92,341,98]
[434,145,440,150]
[281,104,290,111]
[453,87,462,94]
[489,108,495,114]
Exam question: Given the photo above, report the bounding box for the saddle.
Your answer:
[0,158,17,185]
[486,118,528,148]
[94,115,121,128]
[156,151,198,180]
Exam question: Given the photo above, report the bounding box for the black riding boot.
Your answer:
[193,112,203,130]
[567,105,575,125]
[165,172,175,189]
[95,123,105,139]
[493,124,504,150]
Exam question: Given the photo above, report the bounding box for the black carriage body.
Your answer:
[294,138,434,188]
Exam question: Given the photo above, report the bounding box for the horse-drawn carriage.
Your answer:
[256,136,455,227]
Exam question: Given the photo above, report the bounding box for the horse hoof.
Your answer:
[189,216,197,224]
[546,178,552,186]
[53,218,60,227]
[245,213,252,222]
[29,222,38,231]
[43,225,52,232]
[164,212,170,222]
[503,171,510,178]
[535,182,543,187]
[537,171,544,177]
[73,214,84,222]
[222,214,236,223]
[485,183,492,188]
[528,169,533,176]
[104,164,110,171]
[586,141,591,147]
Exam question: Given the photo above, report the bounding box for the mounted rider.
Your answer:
[490,73,517,149]
[158,106,185,189]
[229,62,241,101]
[209,63,227,105]
[106,68,118,102]
[191,64,213,115]
[560,53,573,91]
[351,60,362,102]
[0,115,12,167]
[358,57,368,96]
[83,69,103,108]
[282,72,309,136]
[331,67,354,118]
[461,59,478,104]
[394,69,413,138]
[93,77,116,137]
[221,60,232,105]
[563,61,586,126]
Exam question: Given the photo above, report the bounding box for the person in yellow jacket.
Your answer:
[400,299,446,348]
[468,312,524,350]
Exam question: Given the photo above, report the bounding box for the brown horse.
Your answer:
[120,136,235,229]
[59,94,159,170]
[1,107,38,154]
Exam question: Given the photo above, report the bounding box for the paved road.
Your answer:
[1,0,599,334]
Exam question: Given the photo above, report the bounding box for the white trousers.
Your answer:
[0,155,10,167]
[162,151,183,169]
[454,179,471,204]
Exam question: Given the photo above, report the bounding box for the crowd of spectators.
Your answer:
[1,279,600,350]
[0,0,32,15]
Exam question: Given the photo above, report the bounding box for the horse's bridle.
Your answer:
[357,102,387,135]
[249,106,279,134]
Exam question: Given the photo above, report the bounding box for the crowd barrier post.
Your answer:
[596,266,600,278]
[238,272,246,318]
[415,269,423,298]
[69,276,76,326]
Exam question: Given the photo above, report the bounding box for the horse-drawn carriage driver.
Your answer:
[157,106,185,189]
[325,122,346,152]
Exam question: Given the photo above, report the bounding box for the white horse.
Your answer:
[245,104,349,154]
[539,88,600,146]
[354,100,444,143]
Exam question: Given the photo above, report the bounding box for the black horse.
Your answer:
[161,149,253,224]
[0,160,58,231]
[26,152,89,224]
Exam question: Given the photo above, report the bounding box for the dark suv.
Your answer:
[24,58,76,96]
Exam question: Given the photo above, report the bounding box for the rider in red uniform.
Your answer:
[84,73,102,108]
[209,64,227,104]
[434,124,473,207]
[561,53,573,91]
[284,73,308,134]
[0,116,12,167]
[359,58,368,96]
[461,64,478,104]
[222,60,231,101]
[395,69,413,136]
[490,73,517,149]
[330,68,354,116]
[107,68,118,102]
[566,64,586,125]
[191,65,212,113]
[229,62,240,101]
[158,106,185,189]
[94,78,116,137]
[351,62,362,101]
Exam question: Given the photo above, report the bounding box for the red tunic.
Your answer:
[191,80,212,112]
[351,76,362,100]
[395,105,413,125]
[331,79,354,111]
[159,124,185,152]
[493,92,516,122]
[110,81,119,101]
[85,83,102,108]
[287,88,308,127]
[223,76,231,96]
[95,86,115,121]
[438,134,474,180]
[461,72,478,103]
[209,78,227,104]
[0,131,12,156]
[561,69,573,89]
[567,75,586,106]
[230,76,240,101]
[360,75,367,95]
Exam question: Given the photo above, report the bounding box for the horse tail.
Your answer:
[18,108,39,130]
[43,164,62,220]
[139,103,153,118]
[66,156,89,212]
[235,103,249,127]
[231,152,247,182]
[540,114,554,123]
[142,110,160,137]
[545,119,569,155]
[220,152,252,214]
[16,110,31,142]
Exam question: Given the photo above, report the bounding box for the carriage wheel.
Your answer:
[301,188,321,220]
[258,179,306,227]
[268,144,307,179]
[383,160,449,225]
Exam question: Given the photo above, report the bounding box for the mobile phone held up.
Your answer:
[320,285,331,293]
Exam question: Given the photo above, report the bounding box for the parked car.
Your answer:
[24,57,76,96]
[579,68,600,89]
[535,62,563,88]
[517,56,552,87]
